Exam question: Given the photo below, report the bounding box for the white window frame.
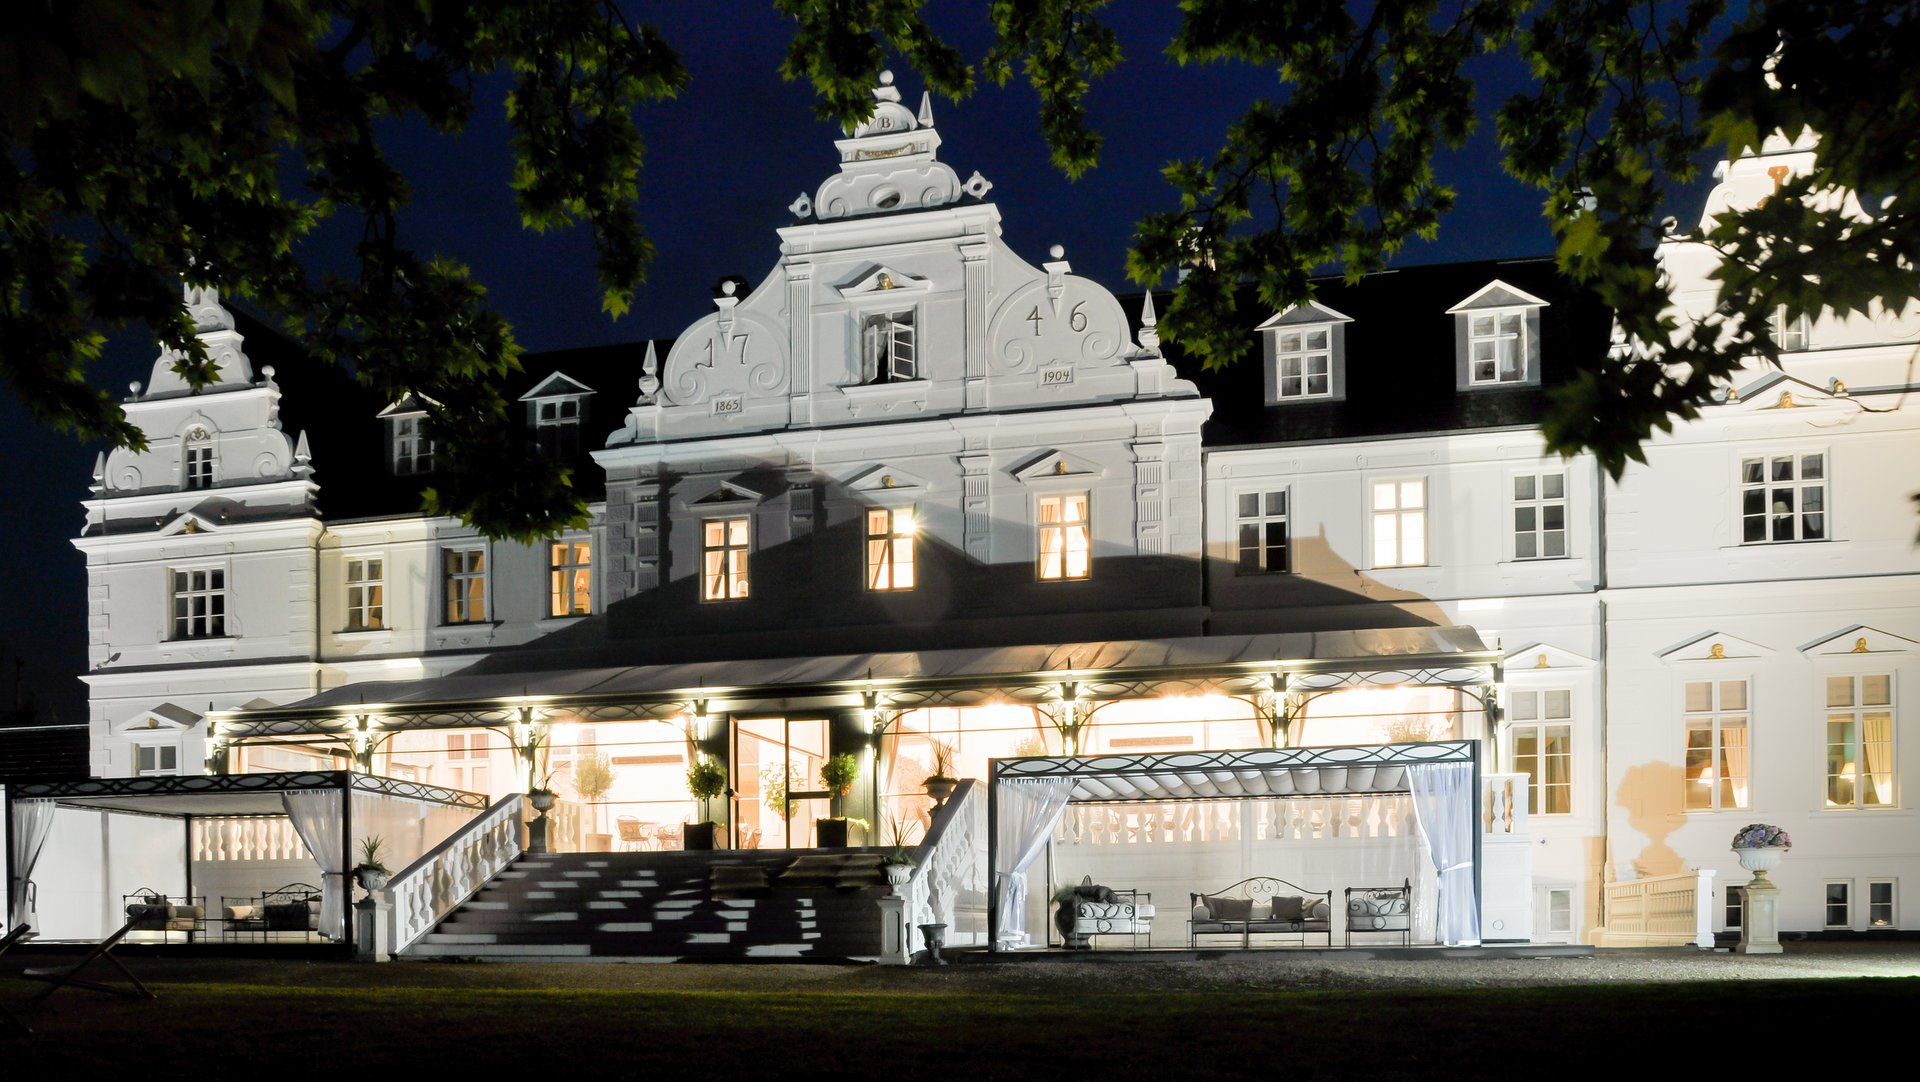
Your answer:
[134,743,179,776]
[1468,307,1530,384]
[1233,489,1290,575]
[392,413,435,475]
[1739,450,1828,544]
[548,538,592,617]
[1725,885,1745,931]
[859,308,918,383]
[1508,688,1573,816]
[169,566,227,640]
[1370,478,1428,569]
[345,556,385,631]
[534,396,586,457]
[442,546,488,625]
[1825,880,1852,929]
[1272,325,1333,400]
[1824,672,1894,809]
[1546,888,1573,935]
[701,516,751,602]
[1683,677,1751,811]
[1036,491,1091,581]
[865,506,916,591]
[1512,471,1568,560]
[1772,306,1810,352]
[1869,879,1897,929]
[184,428,214,490]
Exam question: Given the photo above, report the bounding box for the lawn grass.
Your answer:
[7,965,1913,1077]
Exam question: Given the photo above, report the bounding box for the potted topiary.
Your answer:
[816,752,863,847]
[685,757,727,850]
[353,836,393,892]
[923,740,958,807]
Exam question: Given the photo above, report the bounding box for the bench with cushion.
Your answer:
[220,883,321,939]
[1188,877,1332,948]
[1344,880,1414,946]
[123,889,204,939]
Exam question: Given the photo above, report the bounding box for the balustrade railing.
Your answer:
[390,794,525,954]
[1480,773,1531,837]
[1053,794,1419,848]
[1596,868,1717,948]
[192,816,310,861]
[895,781,987,961]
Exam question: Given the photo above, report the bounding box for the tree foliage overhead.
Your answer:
[3,1,1912,542]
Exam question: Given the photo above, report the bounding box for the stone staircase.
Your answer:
[400,849,895,962]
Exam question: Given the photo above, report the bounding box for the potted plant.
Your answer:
[685,757,727,850]
[353,836,393,892]
[923,740,958,807]
[816,752,863,847]
[572,752,616,852]
[879,814,916,891]
[1731,822,1792,878]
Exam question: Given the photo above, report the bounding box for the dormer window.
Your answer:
[1771,306,1810,352]
[861,310,917,383]
[1256,302,1350,404]
[184,428,214,489]
[391,414,434,475]
[535,397,585,457]
[1448,280,1548,390]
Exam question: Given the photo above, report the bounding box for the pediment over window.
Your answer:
[1726,372,1848,412]
[836,263,933,297]
[843,464,932,494]
[689,480,764,505]
[519,372,597,401]
[376,393,439,419]
[1800,625,1920,657]
[1446,280,1551,313]
[1657,631,1773,663]
[114,703,202,734]
[1010,449,1103,483]
[156,510,220,537]
[1255,300,1353,330]
[1504,643,1597,671]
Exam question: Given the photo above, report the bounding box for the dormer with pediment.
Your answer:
[1447,280,1548,390]
[604,72,1200,450]
[87,286,316,536]
[521,372,596,458]
[1257,301,1352,404]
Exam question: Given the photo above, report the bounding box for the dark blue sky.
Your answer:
[0,5,1718,725]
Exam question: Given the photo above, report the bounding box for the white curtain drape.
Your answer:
[1408,762,1480,946]
[990,778,1075,950]
[282,790,346,940]
[7,798,57,933]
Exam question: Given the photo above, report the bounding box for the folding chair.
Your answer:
[1,924,32,1035]
[22,919,155,1009]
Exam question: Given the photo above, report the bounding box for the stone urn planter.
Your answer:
[528,790,557,812]
[356,868,391,892]
[924,776,958,807]
[1736,846,1785,879]
[882,861,913,893]
[1732,824,1791,955]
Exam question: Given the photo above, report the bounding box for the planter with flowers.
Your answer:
[1730,823,1789,955]
[1730,823,1791,879]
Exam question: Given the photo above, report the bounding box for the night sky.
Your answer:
[0,5,1720,726]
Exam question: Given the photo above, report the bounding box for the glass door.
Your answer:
[731,717,831,848]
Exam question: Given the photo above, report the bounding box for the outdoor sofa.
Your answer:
[1188,876,1332,948]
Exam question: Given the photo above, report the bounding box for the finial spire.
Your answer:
[918,91,934,127]
[1138,290,1161,354]
[639,341,660,400]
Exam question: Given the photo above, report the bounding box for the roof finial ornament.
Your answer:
[639,341,660,401]
[875,69,900,102]
[1138,289,1161,354]
[918,91,934,128]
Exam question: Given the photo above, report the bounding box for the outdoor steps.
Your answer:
[402,850,894,962]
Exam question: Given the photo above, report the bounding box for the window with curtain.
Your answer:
[1509,688,1572,815]
[1036,492,1090,580]
[702,517,751,601]
[865,507,916,590]
[1740,452,1826,543]
[1826,673,1893,808]
[1684,679,1749,810]
[548,540,592,616]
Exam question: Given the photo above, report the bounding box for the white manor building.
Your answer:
[7,82,1916,955]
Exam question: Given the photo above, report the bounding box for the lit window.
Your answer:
[865,508,916,591]
[184,429,214,490]
[535,398,584,457]
[1826,881,1852,929]
[1825,674,1893,808]
[549,540,592,617]
[1371,480,1427,568]
[1510,689,1572,815]
[702,517,751,601]
[170,568,226,639]
[1235,490,1290,574]
[1513,473,1567,559]
[442,548,487,624]
[392,415,435,475]
[1037,493,1090,581]
[135,744,178,776]
[345,557,385,631]
[1274,328,1332,399]
[1469,310,1528,384]
[1869,880,1896,928]
[1684,679,1749,810]
[1740,452,1826,543]
[860,310,917,383]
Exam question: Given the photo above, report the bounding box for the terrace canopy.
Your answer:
[986,742,1483,949]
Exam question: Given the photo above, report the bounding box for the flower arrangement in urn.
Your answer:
[1731,824,1792,850]
[1730,823,1791,879]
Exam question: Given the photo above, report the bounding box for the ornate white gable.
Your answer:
[1800,625,1920,657]
[114,702,202,735]
[1504,643,1598,671]
[1657,631,1773,664]
[1257,300,1354,329]
[1011,449,1104,483]
[1447,280,1551,314]
[844,464,933,494]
